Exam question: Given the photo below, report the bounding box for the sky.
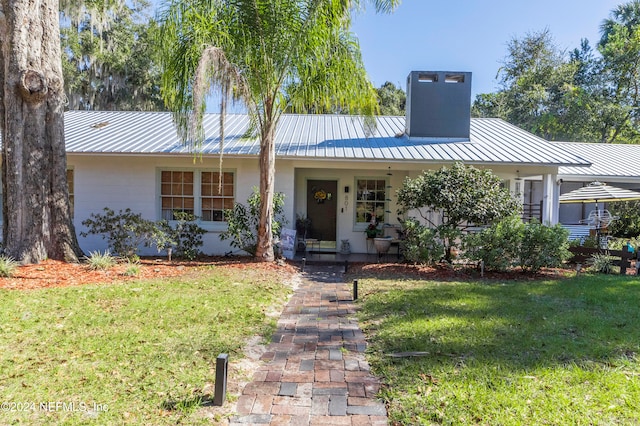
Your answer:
[351,0,623,98]
[151,0,624,102]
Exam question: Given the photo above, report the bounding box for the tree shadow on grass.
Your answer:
[358,274,640,371]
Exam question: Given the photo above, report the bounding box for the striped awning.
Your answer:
[559,181,640,204]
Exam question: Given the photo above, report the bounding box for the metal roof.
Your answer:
[556,141,640,179]
[34,110,589,166]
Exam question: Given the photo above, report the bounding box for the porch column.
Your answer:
[541,173,558,224]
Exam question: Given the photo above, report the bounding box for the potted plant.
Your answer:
[296,214,312,238]
[365,222,379,238]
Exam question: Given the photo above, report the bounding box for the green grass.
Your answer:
[0,266,291,425]
[353,273,640,425]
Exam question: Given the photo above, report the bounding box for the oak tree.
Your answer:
[0,0,83,263]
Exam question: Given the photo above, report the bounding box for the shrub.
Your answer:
[463,218,571,273]
[85,250,117,270]
[166,212,207,260]
[0,255,19,277]
[219,188,287,256]
[463,215,524,271]
[580,235,600,248]
[81,208,156,259]
[607,237,640,252]
[82,208,207,261]
[518,221,571,272]
[397,162,521,261]
[123,259,141,276]
[588,253,618,274]
[401,218,445,265]
[609,200,640,238]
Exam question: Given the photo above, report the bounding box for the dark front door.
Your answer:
[306,180,337,243]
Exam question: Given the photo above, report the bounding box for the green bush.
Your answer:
[463,215,524,271]
[85,250,117,270]
[609,200,640,238]
[581,235,600,248]
[607,236,640,252]
[588,253,618,274]
[81,208,156,259]
[462,218,571,273]
[397,162,521,262]
[401,218,445,265]
[165,212,207,260]
[518,221,571,272]
[82,208,207,260]
[219,188,287,256]
[0,255,20,277]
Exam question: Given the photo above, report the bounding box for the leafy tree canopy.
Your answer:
[608,200,640,238]
[473,1,640,144]
[397,162,521,230]
[61,0,165,111]
[473,29,584,141]
[376,81,405,115]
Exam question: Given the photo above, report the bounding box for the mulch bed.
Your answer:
[0,256,298,290]
[2,257,634,291]
[347,262,577,281]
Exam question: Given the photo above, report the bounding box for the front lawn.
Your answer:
[354,273,640,425]
[0,264,292,425]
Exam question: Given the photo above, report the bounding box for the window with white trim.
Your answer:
[160,169,235,222]
[201,171,234,221]
[355,178,387,225]
[161,171,194,220]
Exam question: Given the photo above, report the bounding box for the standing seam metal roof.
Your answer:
[52,110,590,166]
[556,141,640,178]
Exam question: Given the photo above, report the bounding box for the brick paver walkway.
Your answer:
[229,265,387,426]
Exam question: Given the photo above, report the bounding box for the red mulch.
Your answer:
[0,256,298,291]
[349,261,639,280]
[347,262,577,281]
[2,257,634,291]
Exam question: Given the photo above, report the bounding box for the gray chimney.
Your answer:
[405,71,472,139]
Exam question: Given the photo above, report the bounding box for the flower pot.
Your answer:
[373,237,392,254]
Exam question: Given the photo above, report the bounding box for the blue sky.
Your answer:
[151,0,624,100]
[352,0,622,97]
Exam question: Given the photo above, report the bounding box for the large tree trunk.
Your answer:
[0,0,84,263]
[255,118,276,262]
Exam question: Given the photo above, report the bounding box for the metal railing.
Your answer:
[522,201,543,222]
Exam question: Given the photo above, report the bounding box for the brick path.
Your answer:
[229,265,387,425]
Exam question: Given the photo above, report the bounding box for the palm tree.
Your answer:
[600,0,640,45]
[156,0,400,261]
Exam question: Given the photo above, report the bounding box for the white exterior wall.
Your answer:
[70,154,296,256]
[294,166,406,254]
[66,154,544,256]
